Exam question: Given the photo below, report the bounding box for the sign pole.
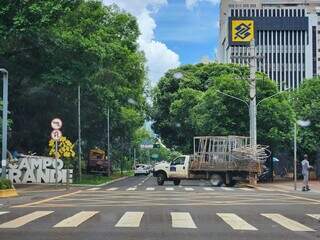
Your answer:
[1,69,8,178]
[55,140,58,187]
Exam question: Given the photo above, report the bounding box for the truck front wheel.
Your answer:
[157,172,166,185]
[210,174,223,187]
[173,179,181,186]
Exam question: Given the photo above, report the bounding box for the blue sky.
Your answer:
[153,0,219,64]
[104,0,220,84]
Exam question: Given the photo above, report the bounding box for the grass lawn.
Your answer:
[74,171,134,185]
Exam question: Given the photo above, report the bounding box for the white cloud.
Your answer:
[185,0,220,10]
[103,0,180,86]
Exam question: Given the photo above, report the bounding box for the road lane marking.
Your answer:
[54,211,99,228]
[107,187,118,191]
[184,188,194,191]
[115,212,144,228]
[256,187,275,192]
[88,188,101,191]
[146,187,155,191]
[0,211,54,228]
[0,211,9,216]
[165,187,174,191]
[221,187,234,191]
[171,212,197,229]
[126,187,137,191]
[13,190,82,208]
[261,214,315,231]
[203,187,215,191]
[307,214,320,220]
[217,213,257,231]
[239,188,254,191]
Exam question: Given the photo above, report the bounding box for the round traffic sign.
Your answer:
[51,129,62,141]
[51,118,63,130]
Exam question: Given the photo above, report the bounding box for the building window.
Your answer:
[312,26,317,76]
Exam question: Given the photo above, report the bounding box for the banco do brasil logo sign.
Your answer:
[231,20,254,43]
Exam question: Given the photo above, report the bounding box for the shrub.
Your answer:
[0,178,13,190]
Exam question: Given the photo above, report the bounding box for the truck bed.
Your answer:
[189,159,261,173]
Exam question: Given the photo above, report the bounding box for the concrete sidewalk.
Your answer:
[258,180,320,193]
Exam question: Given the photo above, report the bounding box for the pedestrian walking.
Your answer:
[301,154,312,191]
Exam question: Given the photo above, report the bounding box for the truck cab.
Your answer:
[153,155,190,185]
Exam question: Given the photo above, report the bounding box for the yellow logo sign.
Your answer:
[231,20,254,42]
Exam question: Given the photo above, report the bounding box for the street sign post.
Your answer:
[51,129,62,141]
[51,118,63,130]
[51,119,63,187]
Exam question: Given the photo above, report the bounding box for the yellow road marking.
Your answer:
[0,211,53,228]
[217,213,257,231]
[54,211,99,228]
[171,212,197,229]
[261,213,315,231]
[115,212,144,227]
[12,190,82,208]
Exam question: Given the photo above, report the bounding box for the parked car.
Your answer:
[134,164,151,176]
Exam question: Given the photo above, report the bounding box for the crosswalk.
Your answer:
[0,210,318,232]
[96,186,274,192]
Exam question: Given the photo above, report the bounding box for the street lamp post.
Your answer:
[0,69,8,178]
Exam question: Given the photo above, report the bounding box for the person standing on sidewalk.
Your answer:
[301,154,312,191]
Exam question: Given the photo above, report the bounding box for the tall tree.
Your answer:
[0,1,146,166]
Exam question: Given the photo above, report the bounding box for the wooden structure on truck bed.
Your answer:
[191,136,269,173]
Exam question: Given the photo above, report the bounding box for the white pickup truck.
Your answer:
[153,155,235,186]
[153,136,268,186]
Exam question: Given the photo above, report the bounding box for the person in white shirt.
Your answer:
[301,154,312,191]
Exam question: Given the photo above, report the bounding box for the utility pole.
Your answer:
[0,69,8,178]
[107,107,111,177]
[249,40,257,147]
[78,85,82,182]
[294,122,297,191]
[230,40,258,147]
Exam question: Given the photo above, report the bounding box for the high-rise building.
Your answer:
[218,0,320,90]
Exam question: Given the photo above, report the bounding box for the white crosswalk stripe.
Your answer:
[217,213,257,231]
[239,188,254,191]
[261,214,315,232]
[203,187,215,191]
[221,187,234,191]
[88,188,101,191]
[256,187,275,192]
[165,187,174,191]
[106,187,118,191]
[146,187,155,191]
[0,211,9,216]
[307,214,320,220]
[126,187,137,191]
[184,187,194,191]
[54,211,99,228]
[171,212,197,229]
[115,212,144,228]
[0,211,54,228]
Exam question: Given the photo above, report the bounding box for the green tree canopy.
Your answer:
[152,63,294,153]
[0,1,146,165]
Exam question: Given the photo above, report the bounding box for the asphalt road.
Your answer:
[0,175,319,240]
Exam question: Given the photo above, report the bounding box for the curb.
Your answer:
[0,189,18,198]
[71,176,129,187]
